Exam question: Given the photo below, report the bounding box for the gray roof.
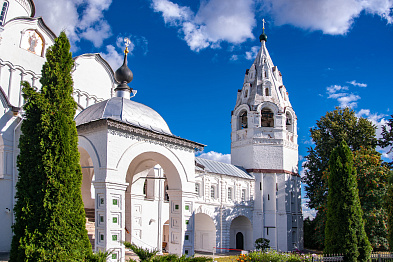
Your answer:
[75,97,172,135]
[195,157,254,180]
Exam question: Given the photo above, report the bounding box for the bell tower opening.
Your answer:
[239,111,248,129]
[261,108,274,127]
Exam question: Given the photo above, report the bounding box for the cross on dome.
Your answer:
[124,37,131,54]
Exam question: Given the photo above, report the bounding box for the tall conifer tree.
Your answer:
[324,140,372,262]
[10,32,92,261]
[387,173,393,250]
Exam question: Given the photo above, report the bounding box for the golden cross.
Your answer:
[124,37,131,54]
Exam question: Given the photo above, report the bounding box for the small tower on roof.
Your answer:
[230,24,303,252]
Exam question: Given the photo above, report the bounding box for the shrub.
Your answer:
[255,238,270,251]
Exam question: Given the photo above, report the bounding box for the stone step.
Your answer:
[85,209,95,250]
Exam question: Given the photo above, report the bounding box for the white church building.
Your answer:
[0,0,303,261]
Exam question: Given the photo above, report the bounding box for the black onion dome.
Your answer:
[114,53,133,87]
[259,33,267,42]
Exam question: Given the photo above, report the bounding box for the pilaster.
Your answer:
[93,180,128,262]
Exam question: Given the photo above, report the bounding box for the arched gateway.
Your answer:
[75,48,204,261]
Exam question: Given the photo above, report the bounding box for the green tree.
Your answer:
[324,141,372,262]
[10,32,92,261]
[303,107,390,250]
[304,107,377,210]
[387,173,393,250]
[354,148,390,250]
[380,114,393,167]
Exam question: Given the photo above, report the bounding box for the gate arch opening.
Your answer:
[194,213,216,252]
[230,216,252,251]
[124,150,185,254]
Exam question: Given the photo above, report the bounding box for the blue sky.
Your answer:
[33,0,393,218]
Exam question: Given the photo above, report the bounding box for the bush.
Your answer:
[124,242,211,262]
[124,242,158,262]
[237,250,313,262]
[255,238,270,251]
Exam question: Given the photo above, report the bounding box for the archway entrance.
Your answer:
[236,232,244,250]
[230,216,252,251]
[124,151,186,255]
[194,213,216,252]
[79,147,96,250]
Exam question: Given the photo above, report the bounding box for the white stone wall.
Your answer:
[194,170,254,252]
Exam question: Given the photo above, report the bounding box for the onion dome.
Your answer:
[259,33,267,42]
[114,47,133,97]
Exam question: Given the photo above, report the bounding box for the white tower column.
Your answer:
[93,180,128,262]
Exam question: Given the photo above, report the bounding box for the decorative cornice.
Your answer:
[77,119,205,152]
[246,168,299,177]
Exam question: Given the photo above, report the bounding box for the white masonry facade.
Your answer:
[0,0,303,261]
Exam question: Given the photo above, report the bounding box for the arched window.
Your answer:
[265,88,269,96]
[239,111,248,129]
[286,112,293,132]
[0,1,9,26]
[261,108,274,127]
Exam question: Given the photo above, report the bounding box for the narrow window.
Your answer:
[195,183,200,196]
[0,1,9,26]
[260,182,262,191]
[239,111,248,129]
[286,112,293,132]
[241,189,246,201]
[268,194,270,200]
[265,88,269,96]
[210,186,215,199]
[143,180,147,195]
[266,227,269,235]
[244,89,248,98]
[164,185,169,201]
[228,187,232,201]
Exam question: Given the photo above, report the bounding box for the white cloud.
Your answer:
[356,109,388,139]
[326,84,361,108]
[151,0,256,52]
[198,151,231,164]
[347,80,367,87]
[261,0,393,35]
[302,199,317,219]
[245,46,260,60]
[230,54,239,61]
[356,109,393,162]
[100,45,123,71]
[336,93,361,108]
[34,0,113,48]
[100,35,149,70]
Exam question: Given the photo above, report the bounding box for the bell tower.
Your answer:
[230,26,303,251]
